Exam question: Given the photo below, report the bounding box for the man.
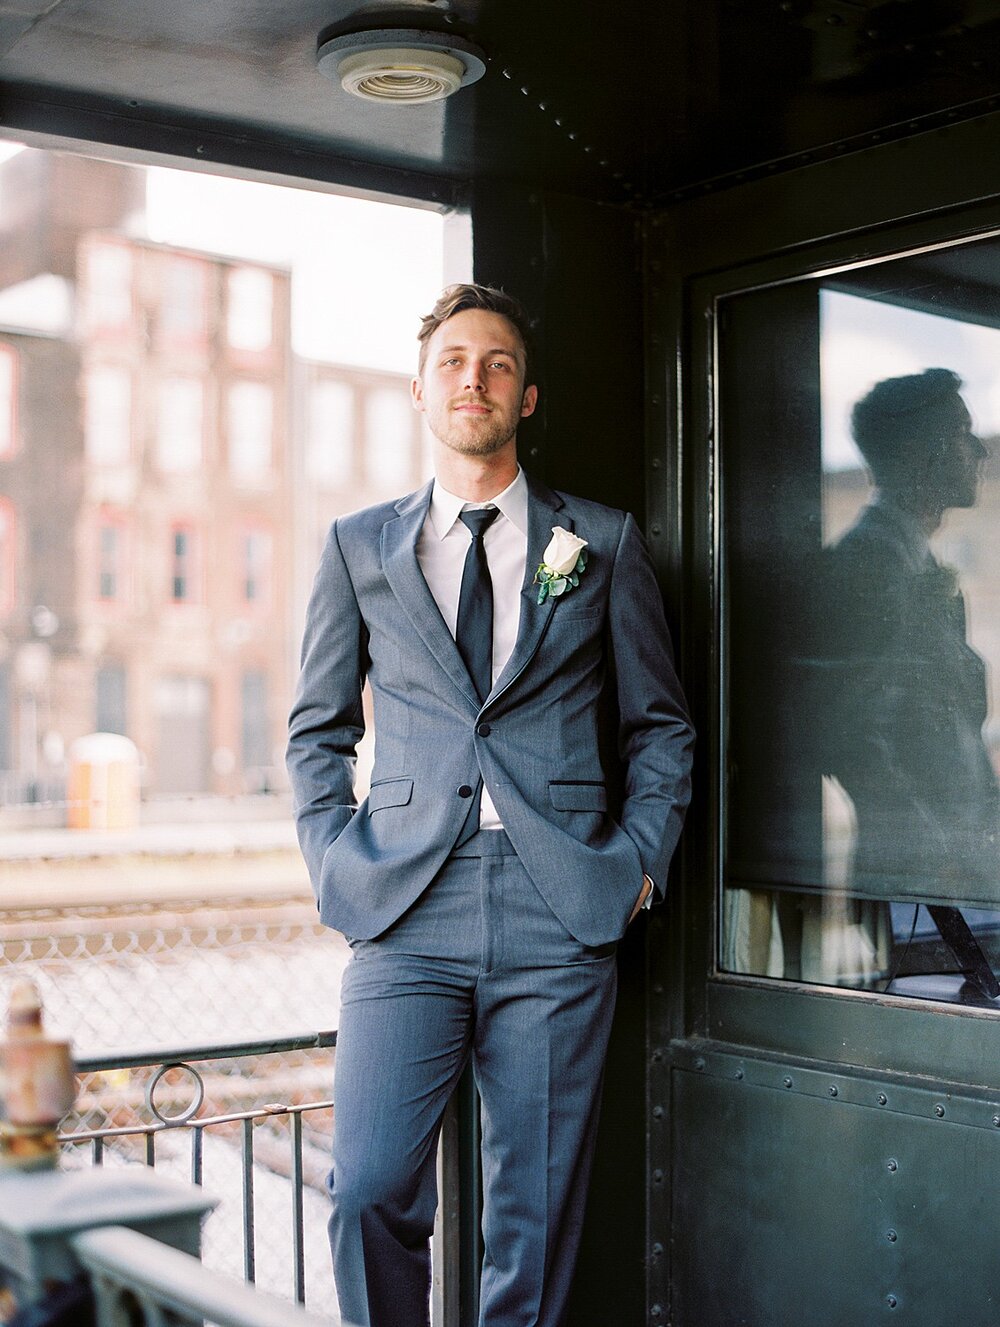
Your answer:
[822,368,998,998]
[287,283,694,1327]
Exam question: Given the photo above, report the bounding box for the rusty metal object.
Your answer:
[0,980,75,1170]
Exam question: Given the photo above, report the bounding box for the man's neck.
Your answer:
[433,446,519,503]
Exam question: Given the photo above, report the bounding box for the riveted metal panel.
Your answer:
[671,1058,1000,1326]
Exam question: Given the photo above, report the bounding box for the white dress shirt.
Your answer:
[416,467,528,829]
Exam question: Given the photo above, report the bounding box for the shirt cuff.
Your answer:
[641,873,655,911]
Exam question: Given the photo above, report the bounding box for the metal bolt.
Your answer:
[652,1105,663,1119]
[992,1114,1000,1128]
[877,1093,888,1106]
[651,1243,664,1258]
[886,1229,897,1243]
[829,1085,838,1098]
[652,1169,664,1185]
[651,457,662,470]
[651,1306,663,1319]
[783,1075,793,1089]
[887,1159,898,1172]
[934,1104,945,1118]
[652,1048,663,1063]
[887,1294,898,1309]
[651,524,662,537]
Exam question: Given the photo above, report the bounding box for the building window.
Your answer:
[241,527,272,607]
[227,268,273,352]
[364,386,413,488]
[97,516,127,602]
[84,365,131,466]
[160,256,208,342]
[307,379,354,487]
[95,663,128,736]
[170,525,198,603]
[84,241,133,331]
[157,377,203,473]
[227,381,272,485]
[0,499,15,614]
[0,344,17,458]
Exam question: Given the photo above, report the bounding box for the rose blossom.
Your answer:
[543,527,588,576]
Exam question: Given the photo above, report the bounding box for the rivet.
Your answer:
[934,1104,945,1118]
[652,1169,664,1185]
[651,1306,663,1319]
[651,1242,664,1258]
[692,1055,705,1070]
[886,1229,897,1243]
[652,1105,663,1119]
[877,1093,888,1106]
[829,1085,838,1098]
[783,1076,793,1089]
[887,1159,898,1172]
[651,394,662,405]
[651,457,662,470]
[735,1068,744,1080]
[887,1294,898,1309]
[520,85,530,96]
[538,102,547,111]
[568,131,579,141]
[992,1114,1000,1128]
[502,68,513,79]
[652,1048,663,1063]
[651,524,662,537]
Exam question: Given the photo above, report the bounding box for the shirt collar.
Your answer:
[427,467,528,540]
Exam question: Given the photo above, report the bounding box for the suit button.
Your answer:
[458,785,473,798]
[477,723,491,737]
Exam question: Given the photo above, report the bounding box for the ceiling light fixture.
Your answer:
[317,28,487,105]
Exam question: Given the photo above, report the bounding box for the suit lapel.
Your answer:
[488,475,565,705]
[381,482,481,711]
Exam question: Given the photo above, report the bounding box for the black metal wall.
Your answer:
[649,108,1000,1327]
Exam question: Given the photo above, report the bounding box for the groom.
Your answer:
[287,283,694,1327]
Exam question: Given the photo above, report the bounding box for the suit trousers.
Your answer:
[328,829,619,1327]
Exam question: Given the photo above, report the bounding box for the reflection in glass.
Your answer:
[720,239,1000,1006]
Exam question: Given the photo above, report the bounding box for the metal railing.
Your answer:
[61,1032,337,1311]
[73,1225,334,1327]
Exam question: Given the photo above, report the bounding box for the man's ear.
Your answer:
[411,376,425,412]
[521,384,538,418]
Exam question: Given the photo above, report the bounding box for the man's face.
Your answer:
[928,395,987,509]
[412,308,538,460]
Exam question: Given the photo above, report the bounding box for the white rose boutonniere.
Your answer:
[534,527,589,603]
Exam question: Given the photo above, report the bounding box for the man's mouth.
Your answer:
[452,399,492,413]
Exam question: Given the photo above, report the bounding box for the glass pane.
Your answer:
[720,233,1000,1007]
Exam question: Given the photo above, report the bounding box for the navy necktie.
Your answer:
[456,506,500,703]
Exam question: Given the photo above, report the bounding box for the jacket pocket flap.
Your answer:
[368,778,414,812]
[549,782,607,812]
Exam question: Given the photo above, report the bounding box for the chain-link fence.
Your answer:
[1,892,351,1321]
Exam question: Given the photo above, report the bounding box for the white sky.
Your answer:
[821,290,1000,470]
[145,166,445,373]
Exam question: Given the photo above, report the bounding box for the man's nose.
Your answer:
[463,363,486,392]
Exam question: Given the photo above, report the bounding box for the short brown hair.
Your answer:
[417,283,534,381]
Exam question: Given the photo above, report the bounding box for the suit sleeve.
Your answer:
[286,519,369,897]
[607,512,695,896]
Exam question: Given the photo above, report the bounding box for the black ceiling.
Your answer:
[2,0,1000,206]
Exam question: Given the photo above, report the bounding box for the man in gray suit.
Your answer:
[287,283,694,1327]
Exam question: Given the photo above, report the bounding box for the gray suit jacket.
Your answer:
[286,472,694,946]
